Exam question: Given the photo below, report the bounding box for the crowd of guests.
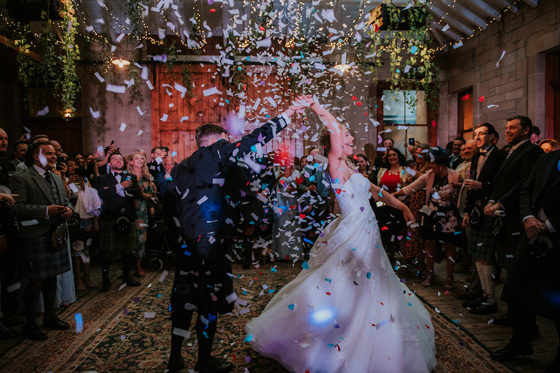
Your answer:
[0,115,558,370]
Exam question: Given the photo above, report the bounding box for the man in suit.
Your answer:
[461,123,507,315]
[449,137,466,170]
[10,140,73,340]
[490,151,560,372]
[164,104,303,373]
[154,156,176,201]
[95,152,142,291]
[483,115,543,325]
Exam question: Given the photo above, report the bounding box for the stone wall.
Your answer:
[438,0,560,146]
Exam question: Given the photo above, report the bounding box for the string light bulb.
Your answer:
[112,58,130,68]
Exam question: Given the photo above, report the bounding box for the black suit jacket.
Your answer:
[520,151,560,241]
[95,172,141,221]
[168,114,290,239]
[490,141,543,220]
[464,147,507,214]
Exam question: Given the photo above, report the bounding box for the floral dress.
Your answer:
[134,177,154,258]
[403,165,429,260]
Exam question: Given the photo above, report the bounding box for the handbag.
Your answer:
[115,214,131,233]
[469,205,483,229]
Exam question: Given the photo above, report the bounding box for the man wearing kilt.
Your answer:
[10,140,73,340]
[95,152,142,291]
[461,123,507,315]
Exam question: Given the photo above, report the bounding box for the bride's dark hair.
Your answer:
[319,124,349,157]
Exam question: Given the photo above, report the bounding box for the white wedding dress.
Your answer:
[246,173,437,373]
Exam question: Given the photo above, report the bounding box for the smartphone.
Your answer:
[56,156,66,171]
[408,138,416,146]
[97,145,104,155]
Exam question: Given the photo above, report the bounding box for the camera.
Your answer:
[408,138,416,146]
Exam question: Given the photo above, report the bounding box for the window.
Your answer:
[458,88,473,140]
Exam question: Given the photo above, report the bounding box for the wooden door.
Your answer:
[151,64,303,162]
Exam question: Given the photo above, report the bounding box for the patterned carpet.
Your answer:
[0,262,512,373]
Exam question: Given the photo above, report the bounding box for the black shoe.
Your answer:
[123,277,141,287]
[462,297,485,309]
[0,324,21,339]
[490,312,511,326]
[21,324,48,341]
[490,340,533,362]
[527,324,540,341]
[167,354,185,373]
[195,357,233,373]
[102,276,112,291]
[457,291,483,301]
[469,302,498,315]
[43,316,70,330]
[0,317,25,327]
[242,261,251,270]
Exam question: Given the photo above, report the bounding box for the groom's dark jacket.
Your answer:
[169,114,291,240]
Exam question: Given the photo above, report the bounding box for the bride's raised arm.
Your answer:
[301,96,346,179]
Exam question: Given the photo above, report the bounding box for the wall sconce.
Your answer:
[112,58,130,68]
[63,109,73,118]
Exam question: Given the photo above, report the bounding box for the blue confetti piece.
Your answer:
[378,190,383,197]
[459,341,465,347]
[366,272,371,279]
[268,289,275,294]
[157,294,162,298]
[271,267,277,273]
[303,238,314,245]
[452,320,459,324]
[244,334,253,342]
[334,323,340,328]
[181,244,187,248]
[302,261,310,270]
[328,343,335,348]
[243,291,248,295]
[396,69,400,73]
[408,302,413,306]
[121,335,126,341]
[376,319,388,329]
[184,251,191,256]
[75,313,83,334]
[203,331,209,339]
[288,304,295,310]
[246,56,250,61]
[172,151,177,157]
[558,160,560,171]
[324,278,331,283]
[410,46,418,54]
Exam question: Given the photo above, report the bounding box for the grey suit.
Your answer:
[10,166,71,278]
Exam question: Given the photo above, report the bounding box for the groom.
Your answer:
[165,104,303,373]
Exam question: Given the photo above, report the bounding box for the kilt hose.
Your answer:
[99,219,138,254]
[19,235,70,280]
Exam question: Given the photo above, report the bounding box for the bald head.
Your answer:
[462,140,477,161]
[50,140,62,156]
[0,129,8,154]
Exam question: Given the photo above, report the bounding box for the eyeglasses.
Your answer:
[474,132,488,138]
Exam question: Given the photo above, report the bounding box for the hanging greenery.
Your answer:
[366,0,439,113]
[181,64,194,99]
[13,24,36,89]
[37,10,60,88]
[126,61,142,104]
[57,0,80,116]
[126,0,145,38]
[164,40,178,72]
[224,32,247,94]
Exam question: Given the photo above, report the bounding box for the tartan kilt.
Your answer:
[19,235,71,280]
[99,219,138,254]
[467,215,496,261]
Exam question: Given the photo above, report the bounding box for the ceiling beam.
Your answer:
[429,5,474,36]
[522,0,539,7]
[429,23,448,47]
[435,0,487,29]
[431,21,462,42]
[492,0,519,13]
[469,0,502,21]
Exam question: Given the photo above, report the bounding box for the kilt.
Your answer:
[19,235,71,280]
[467,215,496,261]
[171,231,234,317]
[99,219,138,254]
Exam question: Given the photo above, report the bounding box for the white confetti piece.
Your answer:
[136,106,145,115]
[144,312,156,318]
[37,106,49,116]
[180,116,189,123]
[487,104,499,109]
[137,130,143,136]
[107,84,126,94]
[174,82,187,98]
[256,38,271,48]
[442,24,450,32]
[146,80,154,90]
[203,87,220,96]
[94,72,105,83]
[197,195,208,205]
[172,327,191,338]
[119,123,127,132]
[161,114,168,121]
[6,282,21,293]
[90,107,100,118]
[158,270,169,282]
[496,50,506,67]
[115,33,125,43]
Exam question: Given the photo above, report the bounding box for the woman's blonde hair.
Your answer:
[127,151,150,180]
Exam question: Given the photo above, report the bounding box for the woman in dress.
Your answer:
[127,151,156,277]
[356,153,370,179]
[394,149,465,289]
[246,97,436,373]
[375,148,413,262]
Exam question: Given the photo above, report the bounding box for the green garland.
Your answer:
[14,25,36,89]
[38,11,59,89]
[181,64,194,99]
[57,0,81,116]
[126,0,145,38]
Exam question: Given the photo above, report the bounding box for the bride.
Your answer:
[245,97,437,373]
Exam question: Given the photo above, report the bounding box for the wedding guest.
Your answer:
[538,139,560,153]
[10,140,28,168]
[356,153,371,179]
[128,151,156,278]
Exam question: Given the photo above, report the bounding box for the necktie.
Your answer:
[113,172,121,183]
[45,171,60,204]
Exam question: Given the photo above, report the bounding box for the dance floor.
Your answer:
[0,261,548,372]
